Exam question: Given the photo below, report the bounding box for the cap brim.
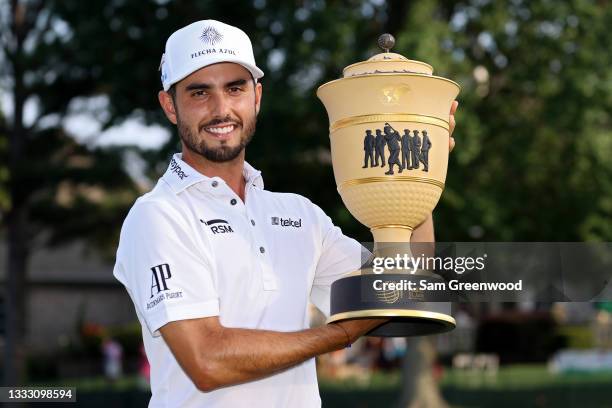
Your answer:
[164,58,265,91]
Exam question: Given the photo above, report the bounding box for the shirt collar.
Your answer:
[161,153,264,194]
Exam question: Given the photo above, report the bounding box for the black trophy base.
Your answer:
[327,273,456,337]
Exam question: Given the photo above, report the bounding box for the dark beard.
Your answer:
[177,114,256,162]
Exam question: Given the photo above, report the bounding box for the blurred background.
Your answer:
[1,0,611,407]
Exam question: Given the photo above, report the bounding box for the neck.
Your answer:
[181,148,247,201]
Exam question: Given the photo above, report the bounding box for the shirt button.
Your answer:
[251,219,256,226]
[259,246,265,254]
[230,198,237,205]
[211,180,218,187]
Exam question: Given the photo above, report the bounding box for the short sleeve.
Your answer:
[113,199,219,337]
[309,203,367,317]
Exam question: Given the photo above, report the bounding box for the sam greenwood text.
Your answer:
[373,279,523,291]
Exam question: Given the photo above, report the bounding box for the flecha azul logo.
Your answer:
[191,27,236,59]
[201,219,234,234]
[200,26,223,46]
[271,216,302,228]
[362,122,432,175]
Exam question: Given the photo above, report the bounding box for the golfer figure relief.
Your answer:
[401,129,412,170]
[361,124,431,173]
[362,129,375,168]
[383,123,402,175]
[411,130,422,170]
[374,129,386,167]
[420,130,432,171]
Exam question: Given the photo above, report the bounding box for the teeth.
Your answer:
[206,125,235,135]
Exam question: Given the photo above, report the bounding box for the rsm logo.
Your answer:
[201,219,234,234]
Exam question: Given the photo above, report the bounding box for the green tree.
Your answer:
[389,1,612,406]
[0,0,138,385]
[391,0,612,242]
[3,0,610,402]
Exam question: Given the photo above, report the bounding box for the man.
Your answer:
[383,123,402,175]
[401,128,412,170]
[113,20,458,408]
[362,129,375,168]
[420,129,432,171]
[411,129,422,170]
[374,128,386,167]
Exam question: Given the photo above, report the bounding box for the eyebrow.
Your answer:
[185,78,249,91]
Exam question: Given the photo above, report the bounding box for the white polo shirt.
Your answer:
[113,153,363,408]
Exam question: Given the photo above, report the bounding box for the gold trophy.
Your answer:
[317,34,460,336]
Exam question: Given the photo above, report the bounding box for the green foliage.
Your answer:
[53,0,612,243]
[3,0,611,249]
[47,0,391,241]
[391,0,612,241]
[0,2,140,256]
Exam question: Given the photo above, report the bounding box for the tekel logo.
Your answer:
[201,219,234,234]
[271,216,302,228]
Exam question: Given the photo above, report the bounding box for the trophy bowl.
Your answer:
[317,34,460,337]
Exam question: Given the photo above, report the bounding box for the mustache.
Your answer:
[200,116,242,132]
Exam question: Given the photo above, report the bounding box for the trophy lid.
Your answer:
[342,34,434,77]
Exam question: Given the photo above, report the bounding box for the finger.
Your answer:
[450,100,459,115]
[449,114,456,137]
[449,136,455,153]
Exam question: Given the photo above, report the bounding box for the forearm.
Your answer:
[199,323,348,390]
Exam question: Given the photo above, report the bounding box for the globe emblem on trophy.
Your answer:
[317,34,460,337]
[376,288,404,304]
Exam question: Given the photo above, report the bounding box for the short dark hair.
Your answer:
[167,85,178,114]
[168,85,177,103]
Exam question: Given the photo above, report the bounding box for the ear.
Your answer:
[254,82,263,115]
[158,90,178,125]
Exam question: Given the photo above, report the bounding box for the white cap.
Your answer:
[159,20,264,91]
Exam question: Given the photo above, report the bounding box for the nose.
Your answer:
[210,92,232,119]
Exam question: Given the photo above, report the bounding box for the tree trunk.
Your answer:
[399,338,449,408]
[4,211,28,386]
[4,0,30,387]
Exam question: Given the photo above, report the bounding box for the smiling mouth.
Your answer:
[203,123,238,138]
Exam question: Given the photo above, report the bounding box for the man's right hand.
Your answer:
[160,315,389,392]
[332,318,390,345]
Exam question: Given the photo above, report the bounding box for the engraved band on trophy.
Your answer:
[317,34,460,337]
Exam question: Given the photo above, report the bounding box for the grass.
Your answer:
[33,365,612,408]
[316,364,612,390]
[34,375,145,391]
[441,364,612,389]
[38,364,612,391]
[319,365,612,408]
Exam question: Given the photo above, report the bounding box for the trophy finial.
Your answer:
[377,33,395,53]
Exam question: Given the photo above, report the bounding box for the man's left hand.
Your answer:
[449,100,458,152]
[410,101,459,241]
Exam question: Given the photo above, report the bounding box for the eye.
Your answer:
[228,86,243,95]
[191,90,208,98]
